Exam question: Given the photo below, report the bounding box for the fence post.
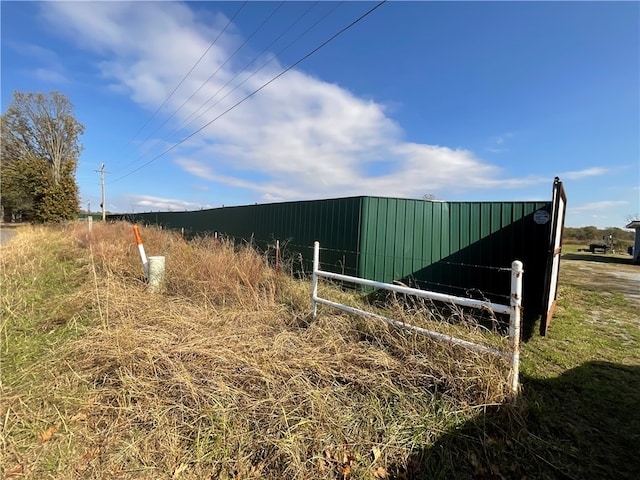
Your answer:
[275,240,280,277]
[311,241,320,317]
[509,260,524,397]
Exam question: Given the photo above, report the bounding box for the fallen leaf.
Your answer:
[343,451,355,464]
[76,447,100,472]
[324,449,333,463]
[4,464,23,478]
[38,422,61,443]
[371,466,388,478]
[70,413,87,422]
[337,463,351,479]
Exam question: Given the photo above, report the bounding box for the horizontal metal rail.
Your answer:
[310,241,523,396]
[314,296,507,359]
[315,269,512,316]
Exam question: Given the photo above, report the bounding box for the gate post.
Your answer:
[509,260,524,397]
[311,242,320,317]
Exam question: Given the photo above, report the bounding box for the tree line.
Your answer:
[1,91,83,222]
[563,226,634,248]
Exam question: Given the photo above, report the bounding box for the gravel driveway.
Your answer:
[561,252,640,305]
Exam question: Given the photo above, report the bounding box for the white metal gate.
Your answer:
[311,242,524,396]
[541,177,567,336]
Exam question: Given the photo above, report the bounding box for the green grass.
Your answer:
[511,255,639,479]
[523,287,640,378]
[1,227,97,478]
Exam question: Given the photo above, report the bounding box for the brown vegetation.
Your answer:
[1,222,511,479]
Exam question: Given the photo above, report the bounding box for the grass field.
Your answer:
[1,223,638,479]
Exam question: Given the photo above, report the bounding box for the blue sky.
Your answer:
[1,1,638,228]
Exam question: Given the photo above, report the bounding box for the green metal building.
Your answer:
[111,180,566,335]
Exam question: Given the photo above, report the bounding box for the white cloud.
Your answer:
[33,68,69,84]
[567,200,628,214]
[43,2,550,203]
[8,41,70,84]
[128,194,212,211]
[561,167,607,180]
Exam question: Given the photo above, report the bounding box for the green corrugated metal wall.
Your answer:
[112,197,364,277]
[359,197,551,314]
[111,195,552,317]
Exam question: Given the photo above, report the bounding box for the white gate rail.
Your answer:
[311,242,523,396]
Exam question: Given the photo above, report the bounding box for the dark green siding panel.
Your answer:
[404,201,416,278]
[384,199,397,284]
[449,204,460,254]
[440,203,450,259]
[394,199,406,281]
[448,203,461,289]
[375,198,388,281]
[111,197,364,277]
[361,197,374,280]
[412,201,424,273]
[468,203,481,272]
[431,203,442,263]
[111,194,554,318]
[459,203,470,256]
[359,198,371,279]
[480,203,492,279]
[422,202,433,266]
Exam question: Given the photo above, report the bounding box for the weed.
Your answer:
[1,223,638,479]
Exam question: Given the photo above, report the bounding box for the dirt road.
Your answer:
[0,224,19,245]
[561,251,640,305]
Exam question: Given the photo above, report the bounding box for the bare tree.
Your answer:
[625,213,639,225]
[2,91,84,185]
[1,91,83,221]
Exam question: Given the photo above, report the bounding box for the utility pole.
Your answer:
[100,164,106,221]
[95,164,109,221]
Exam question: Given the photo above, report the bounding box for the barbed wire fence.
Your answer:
[160,225,517,333]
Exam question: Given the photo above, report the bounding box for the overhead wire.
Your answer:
[171,0,335,139]
[127,1,248,144]
[111,0,387,184]
[136,1,286,152]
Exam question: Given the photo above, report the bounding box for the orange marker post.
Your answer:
[132,225,149,279]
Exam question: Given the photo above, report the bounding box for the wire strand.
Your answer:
[111,0,386,183]
[135,1,285,152]
[172,1,341,138]
[127,1,248,144]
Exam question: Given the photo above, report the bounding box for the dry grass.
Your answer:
[1,222,512,479]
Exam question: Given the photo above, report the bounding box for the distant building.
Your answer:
[625,220,640,264]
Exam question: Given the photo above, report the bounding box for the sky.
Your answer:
[1,1,638,228]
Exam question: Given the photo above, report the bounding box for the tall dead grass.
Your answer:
[2,222,512,479]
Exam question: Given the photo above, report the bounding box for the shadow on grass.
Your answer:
[562,253,635,265]
[389,361,640,480]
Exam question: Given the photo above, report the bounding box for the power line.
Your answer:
[172,1,340,140]
[111,0,387,184]
[119,1,331,174]
[135,1,285,151]
[128,1,248,143]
